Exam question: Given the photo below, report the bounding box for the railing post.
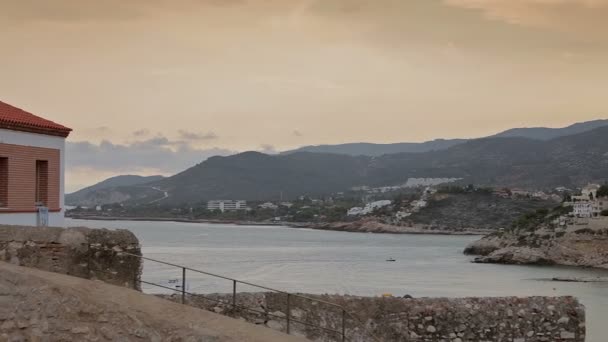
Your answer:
[342,309,346,342]
[232,280,237,310]
[181,267,186,304]
[286,293,291,334]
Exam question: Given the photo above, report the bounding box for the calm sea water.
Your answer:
[68,219,608,341]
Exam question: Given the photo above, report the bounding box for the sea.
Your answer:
[67,219,608,341]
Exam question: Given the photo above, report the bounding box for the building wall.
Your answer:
[0,128,66,226]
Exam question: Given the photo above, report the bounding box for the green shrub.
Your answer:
[597,185,608,198]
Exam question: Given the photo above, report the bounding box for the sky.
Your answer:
[1,0,607,192]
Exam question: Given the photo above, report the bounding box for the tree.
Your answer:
[597,185,608,198]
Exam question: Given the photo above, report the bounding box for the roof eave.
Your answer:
[0,122,72,138]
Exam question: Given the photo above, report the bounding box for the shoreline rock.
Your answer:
[465,229,608,269]
[550,277,608,283]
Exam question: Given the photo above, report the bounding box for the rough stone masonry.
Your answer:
[0,224,141,289]
[165,292,586,342]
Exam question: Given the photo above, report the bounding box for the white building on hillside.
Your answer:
[280,202,294,208]
[207,200,247,212]
[573,202,593,218]
[572,184,600,202]
[258,202,278,210]
[568,184,607,218]
[347,200,392,216]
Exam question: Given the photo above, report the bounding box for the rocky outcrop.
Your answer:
[0,224,142,289]
[163,292,586,342]
[0,262,306,342]
[465,229,608,269]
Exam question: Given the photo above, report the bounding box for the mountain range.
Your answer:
[284,119,608,156]
[66,120,608,206]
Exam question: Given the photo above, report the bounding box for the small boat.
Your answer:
[386,258,396,262]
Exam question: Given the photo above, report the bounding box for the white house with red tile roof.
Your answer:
[0,100,72,227]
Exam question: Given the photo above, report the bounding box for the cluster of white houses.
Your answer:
[568,184,608,218]
[206,200,294,213]
[0,100,71,227]
[350,178,461,194]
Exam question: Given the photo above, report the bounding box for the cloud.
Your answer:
[0,0,146,23]
[66,138,235,175]
[444,0,608,35]
[0,0,295,24]
[178,130,219,141]
[133,129,150,137]
[258,144,278,154]
[293,130,303,137]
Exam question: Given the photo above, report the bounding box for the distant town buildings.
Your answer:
[349,178,461,194]
[572,184,600,202]
[347,200,392,216]
[207,200,248,212]
[403,178,461,188]
[573,202,594,218]
[566,184,607,218]
[395,211,412,220]
[0,100,72,227]
[258,202,278,210]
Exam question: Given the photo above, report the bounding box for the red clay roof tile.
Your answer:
[0,100,71,137]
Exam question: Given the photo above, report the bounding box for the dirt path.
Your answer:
[0,261,307,342]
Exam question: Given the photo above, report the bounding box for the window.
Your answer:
[0,157,7,207]
[35,160,49,206]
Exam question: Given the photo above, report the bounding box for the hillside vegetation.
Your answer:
[408,193,557,230]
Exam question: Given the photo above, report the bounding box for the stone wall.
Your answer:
[0,224,141,289]
[163,293,586,342]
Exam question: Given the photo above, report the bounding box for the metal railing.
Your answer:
[119,251,379,342]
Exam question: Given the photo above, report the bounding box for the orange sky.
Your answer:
[1,0,607,190]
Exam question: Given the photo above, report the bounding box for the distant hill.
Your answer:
[66,175,165,206]
[282,139,467,156]
[284,119,608,156]
[152,152,369,203]
[493,119,608,140]
[69,126,608,206]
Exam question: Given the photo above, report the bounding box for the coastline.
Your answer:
[66,215,490,235]
[290,221,490,235]
[66,215,285,226]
